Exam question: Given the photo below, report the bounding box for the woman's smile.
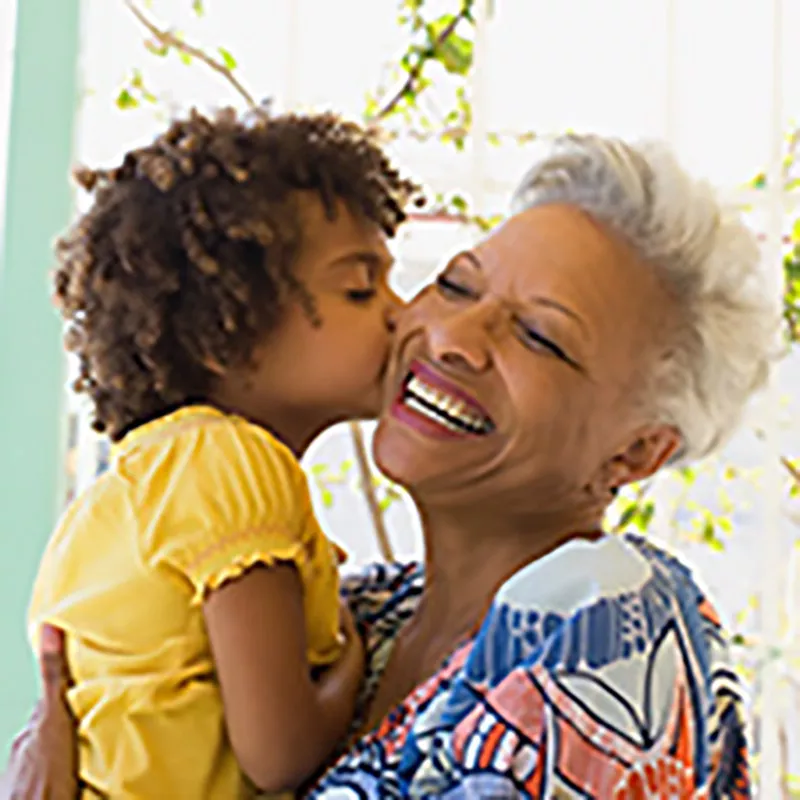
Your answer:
[391,360,495,439]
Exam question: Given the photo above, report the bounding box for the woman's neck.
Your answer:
[360,500,605,731]
[413,502,604,641]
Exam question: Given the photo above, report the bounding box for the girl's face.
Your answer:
[218,194,402,453]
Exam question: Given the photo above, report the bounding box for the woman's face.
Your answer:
[373,203,681,517]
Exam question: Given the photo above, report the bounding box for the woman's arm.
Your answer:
[204,563,363,795]
[1,625,80,800]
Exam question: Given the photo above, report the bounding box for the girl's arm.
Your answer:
[204,563,363,794]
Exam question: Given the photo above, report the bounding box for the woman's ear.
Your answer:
[606,424,682,490]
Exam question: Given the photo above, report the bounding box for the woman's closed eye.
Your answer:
[518,323,578,367]
[436,272,581,369]
[435,274,474,299]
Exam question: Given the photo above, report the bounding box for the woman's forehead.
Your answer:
[469,204,670,355]
[475,204,630,273]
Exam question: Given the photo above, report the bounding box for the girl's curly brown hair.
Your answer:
[54,106,423,441]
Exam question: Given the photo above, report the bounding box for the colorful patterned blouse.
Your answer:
[308,533,750,799]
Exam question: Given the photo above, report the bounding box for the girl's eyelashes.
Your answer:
[346,288,377,303]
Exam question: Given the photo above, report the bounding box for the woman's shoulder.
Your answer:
[435,533,747,796]
[479,531,730,684]
[494,532,717,620]
[620,531,728,637]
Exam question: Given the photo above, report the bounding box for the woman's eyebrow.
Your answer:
[527,295,587,330]
[459,250,583,326]
[458,251,482,270]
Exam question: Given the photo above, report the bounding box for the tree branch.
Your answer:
[124,0,257,108]
[348,423,395,563]
[401,125,536,145]
[781,455,800,485]
[610,481,651,535]
[372,7,468,121]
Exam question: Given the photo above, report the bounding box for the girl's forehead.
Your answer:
[296,194,390,264]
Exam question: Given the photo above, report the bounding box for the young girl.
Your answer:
[28,107,421,798]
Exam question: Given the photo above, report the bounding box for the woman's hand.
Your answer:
[2,625,79,800]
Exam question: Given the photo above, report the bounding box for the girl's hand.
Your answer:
[332,602,365,692]
[338,600,361,648]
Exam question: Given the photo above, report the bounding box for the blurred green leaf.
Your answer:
[192,0,205,15]
[364,92,380,118]
[116,89,139,110]
[473,213,503,232]
[637,501,655,531]
[218,46,237,70]
[450,194,468,213]
[617,504,638,530]
[701,517,725,552]
[144,38,169,57]
[427,14,473,75]
[717,516,733,534]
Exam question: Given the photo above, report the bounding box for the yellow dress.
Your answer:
[29,406,345,799]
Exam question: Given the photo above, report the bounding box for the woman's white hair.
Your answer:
[511,134,783,464]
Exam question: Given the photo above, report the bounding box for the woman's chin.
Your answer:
[371,419,418,488]
[371,410,487,492]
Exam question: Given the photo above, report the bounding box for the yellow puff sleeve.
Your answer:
[131,414,316,604]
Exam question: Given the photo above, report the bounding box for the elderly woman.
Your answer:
[6,133,773,798]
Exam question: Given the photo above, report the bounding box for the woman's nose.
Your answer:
[427,305,492,373]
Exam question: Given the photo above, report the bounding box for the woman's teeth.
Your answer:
[402,375,492,435]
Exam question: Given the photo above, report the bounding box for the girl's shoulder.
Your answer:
[115,405,298,467]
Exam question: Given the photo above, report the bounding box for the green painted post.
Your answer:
[0,0,81,747]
